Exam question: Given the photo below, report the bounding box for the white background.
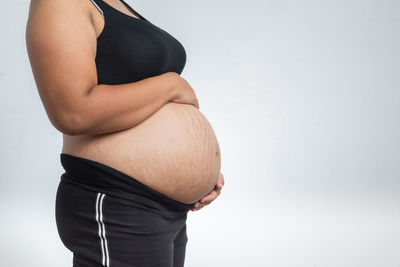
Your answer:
[1,0,399,266]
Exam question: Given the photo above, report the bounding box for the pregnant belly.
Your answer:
[62,102,221,204]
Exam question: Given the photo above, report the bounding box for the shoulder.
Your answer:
[27,0,92,27]
[26,0,97,53]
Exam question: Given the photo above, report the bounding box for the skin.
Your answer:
[100,0,226,210]
[190,172,225,212]
[26,0,224,210]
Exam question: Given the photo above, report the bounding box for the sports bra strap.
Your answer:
[88,0,148,22]
[89,0,105,17]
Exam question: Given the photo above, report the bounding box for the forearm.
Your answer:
[69,73,178,135]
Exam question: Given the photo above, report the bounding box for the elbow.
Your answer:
[51,111,89,136]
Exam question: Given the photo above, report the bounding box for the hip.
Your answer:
[55,165,190,266]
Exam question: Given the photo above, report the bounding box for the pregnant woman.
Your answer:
[25,0,224,266]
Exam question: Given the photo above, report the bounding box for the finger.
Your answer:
[193,202,203,209]
[200,190,219,203]
[219,172,224,186]
[216,173,224,188]
[199,194,212,204]
[211,186,222,195]
[215,181,222,190]
[199,192,213,203]
[191,202,204,211]
[199,198,211,205]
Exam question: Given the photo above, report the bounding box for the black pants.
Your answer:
[56,153,195,267]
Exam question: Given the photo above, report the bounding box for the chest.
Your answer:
[94,13,187,85]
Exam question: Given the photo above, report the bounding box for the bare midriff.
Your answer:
[62,102,221,204]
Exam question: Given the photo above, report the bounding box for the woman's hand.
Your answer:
[166,72,200,109]
[189,172,225,212]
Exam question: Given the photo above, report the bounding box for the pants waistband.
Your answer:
[60,153,195,211]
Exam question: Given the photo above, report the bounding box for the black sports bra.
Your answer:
[89,0,187,85]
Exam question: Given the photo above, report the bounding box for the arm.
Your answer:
[25,0,178,136]
[68,73,178,135]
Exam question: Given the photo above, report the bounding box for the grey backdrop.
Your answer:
[1,0,399,266]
